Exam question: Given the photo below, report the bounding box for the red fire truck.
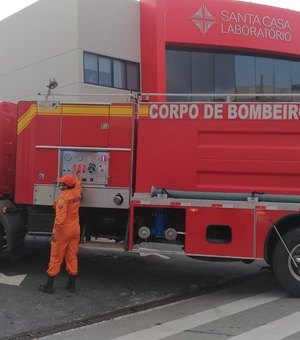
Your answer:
[1,95,300,296]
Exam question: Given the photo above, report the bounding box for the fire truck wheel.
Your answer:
[0,225,3,256]
[272,228,300,297]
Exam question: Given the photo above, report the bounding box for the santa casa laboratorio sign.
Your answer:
[189,3,292,42]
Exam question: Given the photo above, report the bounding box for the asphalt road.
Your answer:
[40,272,297,340]
[0,247,269,339]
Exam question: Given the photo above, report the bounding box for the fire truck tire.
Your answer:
[272,228,300,297]
[0,224,4,256]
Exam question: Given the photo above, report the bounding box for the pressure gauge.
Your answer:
[77,154,84,162]
[64,153,72,162]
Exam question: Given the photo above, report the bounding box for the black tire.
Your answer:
[0,225,4,257]
[272,228,300,297]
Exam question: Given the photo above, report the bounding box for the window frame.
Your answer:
[83,52,140,91]
[166,46,300,102]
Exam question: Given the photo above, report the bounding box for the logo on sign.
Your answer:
[189,3,292,42]
[189,4,216,35]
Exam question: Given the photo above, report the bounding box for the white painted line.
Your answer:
[154,254,171,260]
[110,291,285,340]
[228,311,300,340]
[0,272,26,286]
[139,252,171,259]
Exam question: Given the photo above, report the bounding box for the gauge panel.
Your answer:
[61,150,109,185]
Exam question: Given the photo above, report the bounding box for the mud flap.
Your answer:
[0,200,26,260]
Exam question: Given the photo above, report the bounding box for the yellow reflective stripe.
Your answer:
[17,104,133,134]
[17,104,37,135]
[61,105,110,116]
[139,104,149,117]
[110,106,133,117]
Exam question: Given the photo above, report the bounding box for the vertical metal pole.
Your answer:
[127,93,138,249]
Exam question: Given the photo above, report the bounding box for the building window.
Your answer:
[235,55,255,101]
[84,53,98,84]
[214,53,235,100]
[84,52,140,91]
[255,57,274,100]
[166,49,191,101]
[127,62,140,93]
[113,60,126,89]
[166,47,300,102]
[274,59,292,101]
[191,50,213,101]
[292,62,300,100]
[99,56,112,87]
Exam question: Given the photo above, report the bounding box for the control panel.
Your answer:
[61,150,109,186]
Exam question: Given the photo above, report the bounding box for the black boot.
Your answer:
[66,275,76,293]
[39,275,54,294]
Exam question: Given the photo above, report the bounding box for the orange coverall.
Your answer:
[47,179,82,277]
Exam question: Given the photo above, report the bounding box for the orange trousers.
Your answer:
[47,224,80,277]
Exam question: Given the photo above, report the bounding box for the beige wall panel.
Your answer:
[0,0,140,102]
[0,50,80,102]
[78,0,140,63]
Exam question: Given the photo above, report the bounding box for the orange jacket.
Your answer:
[54,179,82,230]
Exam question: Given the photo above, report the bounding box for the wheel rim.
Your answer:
[288,244,300,281]
[138,226,150,240]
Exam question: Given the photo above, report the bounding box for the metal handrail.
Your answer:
[140,92,300,97]
[39,92,300,98]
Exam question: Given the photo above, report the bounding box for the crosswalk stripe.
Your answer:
[228,311,300,340]
[110,291,286,340]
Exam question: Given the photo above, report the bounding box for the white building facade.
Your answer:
[0,0,140,103]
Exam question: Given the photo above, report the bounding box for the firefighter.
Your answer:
[39,171,82,294]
